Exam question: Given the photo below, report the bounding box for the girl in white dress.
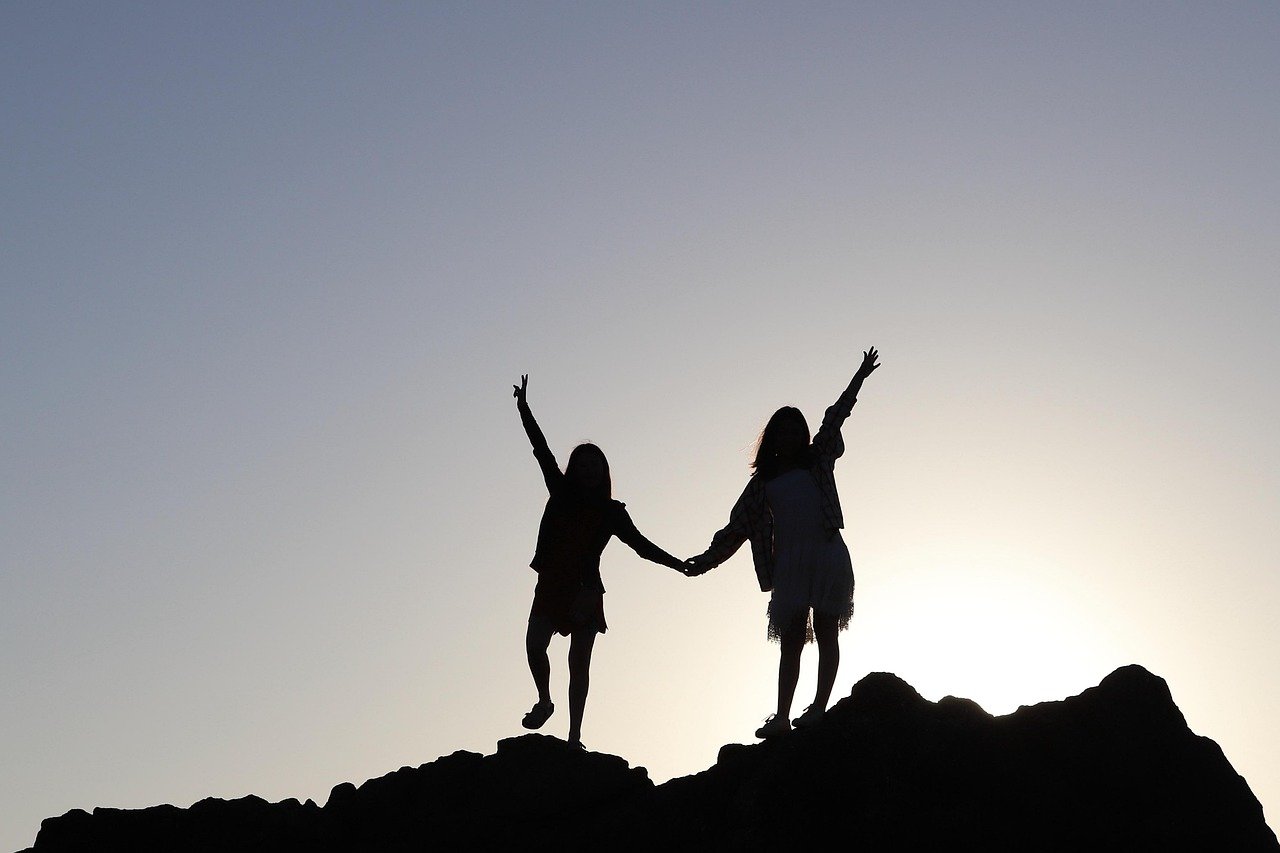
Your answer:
[687,347,879,738]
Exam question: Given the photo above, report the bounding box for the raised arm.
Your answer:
[811,346,880,462]
[613,505,686,571]
[513,374,562,491]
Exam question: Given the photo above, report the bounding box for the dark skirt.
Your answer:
[529,577,607,636]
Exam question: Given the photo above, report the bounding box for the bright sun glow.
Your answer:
[5,5,1279,849]
[862,559,1117,715]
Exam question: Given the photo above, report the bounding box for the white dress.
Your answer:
[764,468,855,642]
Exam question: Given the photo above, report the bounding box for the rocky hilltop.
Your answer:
[24,665,1278,852]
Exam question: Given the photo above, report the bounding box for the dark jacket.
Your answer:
[519,398,679,592]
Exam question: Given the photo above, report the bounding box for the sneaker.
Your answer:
[522,699,554,730]
[754,714,791,739]
[792,704,825,728]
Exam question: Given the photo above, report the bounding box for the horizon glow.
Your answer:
[3,4,1278,849]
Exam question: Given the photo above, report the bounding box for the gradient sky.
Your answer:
[3,3,1279,849]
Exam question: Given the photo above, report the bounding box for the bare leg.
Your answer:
[811,611,841,712]
[567,628,597,745]
[525,618,554,705]
[775,615,807,720]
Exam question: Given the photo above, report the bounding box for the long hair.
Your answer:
[564,442,612,502]
[751,406,812,480]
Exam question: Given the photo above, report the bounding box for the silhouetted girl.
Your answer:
[687,347,880,738]
[514,375,685,748]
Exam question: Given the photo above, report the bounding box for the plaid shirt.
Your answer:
[694,382,860,592]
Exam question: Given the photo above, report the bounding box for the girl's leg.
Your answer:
[566,628,597,744]
[525,617,555,705]
[775,615,807,720]
[811,611,841,711]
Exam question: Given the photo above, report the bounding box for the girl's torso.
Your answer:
[530,492,618,587]
[766,468,837,549]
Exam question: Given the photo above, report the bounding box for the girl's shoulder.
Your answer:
[603,499,633,529]
[807,444,835,471]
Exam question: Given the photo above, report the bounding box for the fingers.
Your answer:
[681,558,708,577]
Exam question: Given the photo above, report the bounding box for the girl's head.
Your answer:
[752,406,811,478]
[565,442,612,501]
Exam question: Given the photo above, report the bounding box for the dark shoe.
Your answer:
[754,714,790,739]
[792,704,825,728]
[522,699,554,729]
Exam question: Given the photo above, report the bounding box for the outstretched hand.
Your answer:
[513,374,528,403]
[855,346,880,380]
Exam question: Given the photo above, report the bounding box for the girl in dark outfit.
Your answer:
[514,375,685,748]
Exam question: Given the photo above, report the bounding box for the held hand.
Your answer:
[513,374,528,403]
[683,556,709,577]
[855,346,880,380]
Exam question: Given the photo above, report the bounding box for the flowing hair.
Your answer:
[751,406,812,480]
[564,442,612,502]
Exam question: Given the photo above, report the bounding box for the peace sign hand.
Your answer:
[513,374,528,403]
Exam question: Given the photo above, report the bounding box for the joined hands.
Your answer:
[680,556,711,577]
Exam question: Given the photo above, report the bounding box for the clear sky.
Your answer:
[3,3,1278,849]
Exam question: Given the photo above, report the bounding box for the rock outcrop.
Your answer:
[24,665,1278,852]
